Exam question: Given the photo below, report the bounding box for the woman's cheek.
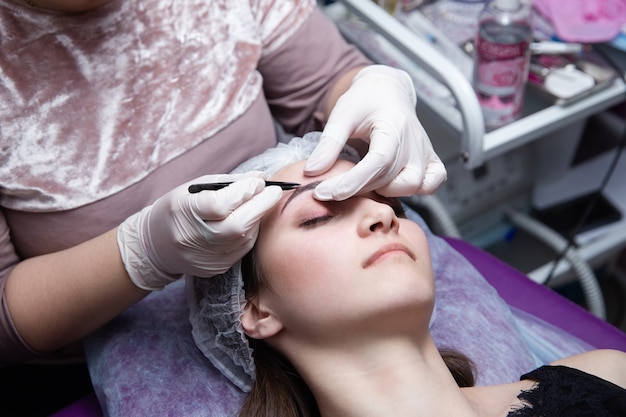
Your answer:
[265,240,328,291]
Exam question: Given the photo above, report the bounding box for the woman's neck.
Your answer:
[286,334,482,417]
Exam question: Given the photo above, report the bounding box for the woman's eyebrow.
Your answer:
[280,181,321,214]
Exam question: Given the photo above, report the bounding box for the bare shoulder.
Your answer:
[551,349,626,389]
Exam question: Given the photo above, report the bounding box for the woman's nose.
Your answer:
[357,200,400,237]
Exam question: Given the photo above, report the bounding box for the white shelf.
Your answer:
[327,0,626,168]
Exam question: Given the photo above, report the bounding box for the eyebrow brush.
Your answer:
[188,181,301,193]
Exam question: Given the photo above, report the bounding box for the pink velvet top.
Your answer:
[0,0,371,362]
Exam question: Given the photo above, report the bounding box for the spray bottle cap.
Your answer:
[495,0,520,11]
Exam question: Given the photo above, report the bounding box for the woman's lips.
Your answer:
[363,242,415,268]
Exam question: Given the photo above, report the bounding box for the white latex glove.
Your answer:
[117,173,283,290]
[304,65,447,200]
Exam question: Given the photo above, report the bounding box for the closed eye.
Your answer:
[374,195,406,219]
[391,203,406,219]
[300,215,334,228]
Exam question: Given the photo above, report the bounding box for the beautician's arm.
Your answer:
[3,173,281,356]
[4,228,148,354]
[1,65,364,355]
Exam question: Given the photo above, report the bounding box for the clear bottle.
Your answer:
[472,0,533,129]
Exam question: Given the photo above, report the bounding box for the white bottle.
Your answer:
[472,0,533,129]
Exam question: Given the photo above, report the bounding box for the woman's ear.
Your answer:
[241,298,283,340]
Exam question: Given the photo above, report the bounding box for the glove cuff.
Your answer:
[117,208,181,291]
[353,65,417,107]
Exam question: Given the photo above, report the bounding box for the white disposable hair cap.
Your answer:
[231,131,359,176]
[187,132,360,392]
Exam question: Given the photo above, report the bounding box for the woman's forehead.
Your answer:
[271,159,355,182]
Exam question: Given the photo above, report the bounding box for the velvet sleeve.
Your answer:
[258,7,372,136]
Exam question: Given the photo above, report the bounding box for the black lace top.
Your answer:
[507,365,626,417]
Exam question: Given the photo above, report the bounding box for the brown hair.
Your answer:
[239,248,475,417]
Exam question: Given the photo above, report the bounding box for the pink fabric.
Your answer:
[0,0,371,363]
[0,0,313,212]
[534,0,626,42]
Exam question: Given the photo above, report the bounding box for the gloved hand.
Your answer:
[117,173,283,290]
[304,65,447,200]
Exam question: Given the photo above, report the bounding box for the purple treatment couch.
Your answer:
[50,236,626,417]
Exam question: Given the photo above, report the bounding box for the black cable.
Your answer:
[543,112,626,285]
